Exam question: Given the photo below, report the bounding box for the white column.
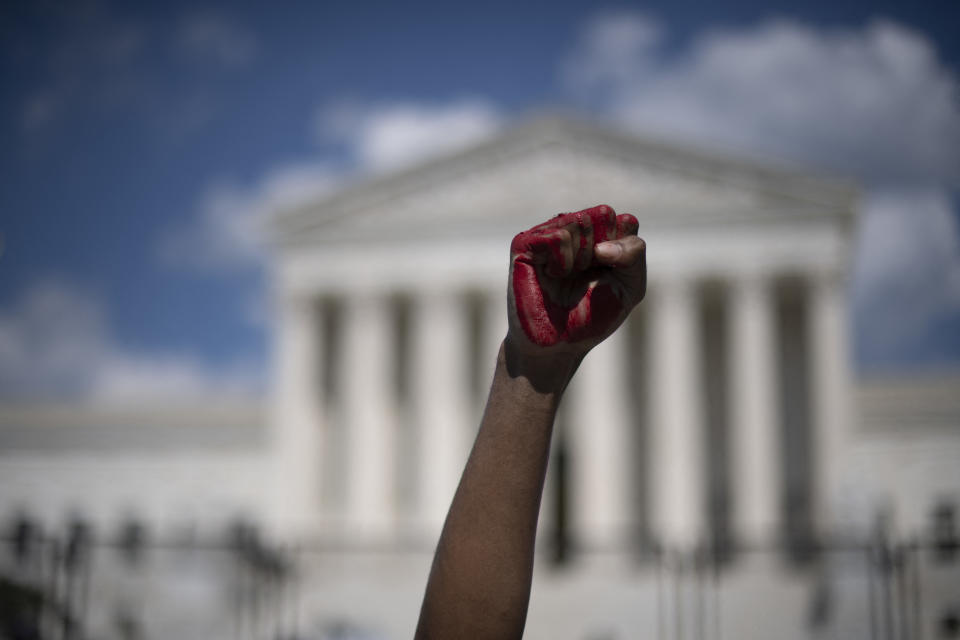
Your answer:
[412,289,472,537]
[272,294,323,538]
[342,291,396,539]
[808,270,852,538]
[648,278,705,550]
[728,274,780,547]
[567,327,634,551]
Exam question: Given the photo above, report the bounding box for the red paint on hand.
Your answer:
[510,205,640,347]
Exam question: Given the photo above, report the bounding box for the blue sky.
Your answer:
[1,0,959,401]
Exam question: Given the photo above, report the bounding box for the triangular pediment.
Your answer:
[271,116,857,247]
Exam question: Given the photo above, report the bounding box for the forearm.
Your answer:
[415,339,579,640]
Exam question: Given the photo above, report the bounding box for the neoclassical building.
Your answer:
[269,115,856,552]
[2,116,958,639]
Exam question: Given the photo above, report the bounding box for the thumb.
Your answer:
[595,236,645,269]
[596,236,647,305]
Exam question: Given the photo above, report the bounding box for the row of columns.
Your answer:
[273,287,485,540]
[273,271,850,550]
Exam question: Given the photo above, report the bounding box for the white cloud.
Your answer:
[563,12,664,96]
[563,14,960,186]
[316,99,503,172]
[851,189,960,360]
[165,99,502,273]
[565,13,960,369]
[159,162,344,272]
[0,281,261,403]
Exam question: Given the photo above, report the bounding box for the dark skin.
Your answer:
[415,205,647,639]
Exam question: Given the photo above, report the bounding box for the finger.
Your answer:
[526,213,568,234]
[513,228,575,277]
[595,235,646,269]
[535,204,616,234]
[572,205,616,269]
[525,205,600,233]
[545,228,576,277]
[616,213,639,238]
[577,204,617,243]
[514,205,618,273]
[561,222,584,273]
[567,219,593,271]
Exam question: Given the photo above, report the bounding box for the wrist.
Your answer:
[501,335,582,394]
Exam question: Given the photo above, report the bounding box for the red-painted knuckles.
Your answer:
[510,205,639,347]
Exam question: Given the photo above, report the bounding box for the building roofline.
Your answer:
[270,113,859,244]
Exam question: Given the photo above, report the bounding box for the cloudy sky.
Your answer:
[1,0,958,402]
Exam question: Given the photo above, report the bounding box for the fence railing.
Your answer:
[1,527,957,640]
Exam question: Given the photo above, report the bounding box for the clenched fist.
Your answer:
[507,204,646,357]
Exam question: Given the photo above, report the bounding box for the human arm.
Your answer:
[414,205,647,639]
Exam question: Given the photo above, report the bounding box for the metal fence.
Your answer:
[1,522,958,640]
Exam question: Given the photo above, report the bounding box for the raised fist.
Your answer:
[507,204,646,356]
